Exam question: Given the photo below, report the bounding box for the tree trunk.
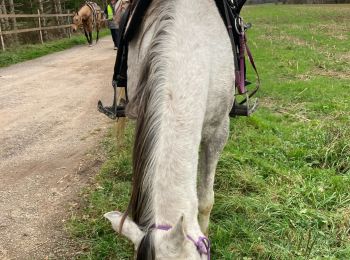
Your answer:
[37,0,48,40]
[8,0,18,44]
[8,0,16,30]
[55,0,66,36]
[53,0,60,26]
[0,0,10,30]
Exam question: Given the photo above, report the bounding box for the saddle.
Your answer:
[98,0,260,120]
[85,1,101,24]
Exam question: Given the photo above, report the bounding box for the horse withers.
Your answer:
[71,1,102,46]
[104,0,235,259]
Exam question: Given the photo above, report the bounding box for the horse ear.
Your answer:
[104,211,145,248]
[167,215,187,248]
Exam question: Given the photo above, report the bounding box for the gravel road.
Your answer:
[0,38,116,259]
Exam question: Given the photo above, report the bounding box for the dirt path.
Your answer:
[0,38,116,259]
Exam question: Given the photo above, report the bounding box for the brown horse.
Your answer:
[71,2,102,46]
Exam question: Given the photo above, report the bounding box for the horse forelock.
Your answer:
[122,0,176,232]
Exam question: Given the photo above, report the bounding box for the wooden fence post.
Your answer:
[0,23,5,51]
[37,9,44,44]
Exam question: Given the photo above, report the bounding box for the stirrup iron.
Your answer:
[97,81,126,120]
[230,94,258,117]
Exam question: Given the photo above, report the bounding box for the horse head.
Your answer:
[104,212,208,259]
[71,12,82,32]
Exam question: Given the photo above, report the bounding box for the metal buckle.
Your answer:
[234,16,252,35]
[228,0,235,8]
[234,16,243,35]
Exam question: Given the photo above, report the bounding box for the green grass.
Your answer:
[67,4,350,259]
[0,29,110,68]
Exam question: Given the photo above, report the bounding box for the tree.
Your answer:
[0,0,10,30]
[8,0,18,43]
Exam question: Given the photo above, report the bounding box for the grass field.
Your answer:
[68,4,350,259]
[0,29,110,68]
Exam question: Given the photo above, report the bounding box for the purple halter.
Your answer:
[152,224,211,260]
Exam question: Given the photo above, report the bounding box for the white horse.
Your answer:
[105,0,234,259]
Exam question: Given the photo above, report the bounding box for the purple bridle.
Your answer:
[152,224,211,260]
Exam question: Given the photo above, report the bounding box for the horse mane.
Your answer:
[136,231,155,260]
[121,0,176,233]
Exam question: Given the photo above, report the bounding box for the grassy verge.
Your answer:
[0,29,110,68]
[68,4,350,259]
